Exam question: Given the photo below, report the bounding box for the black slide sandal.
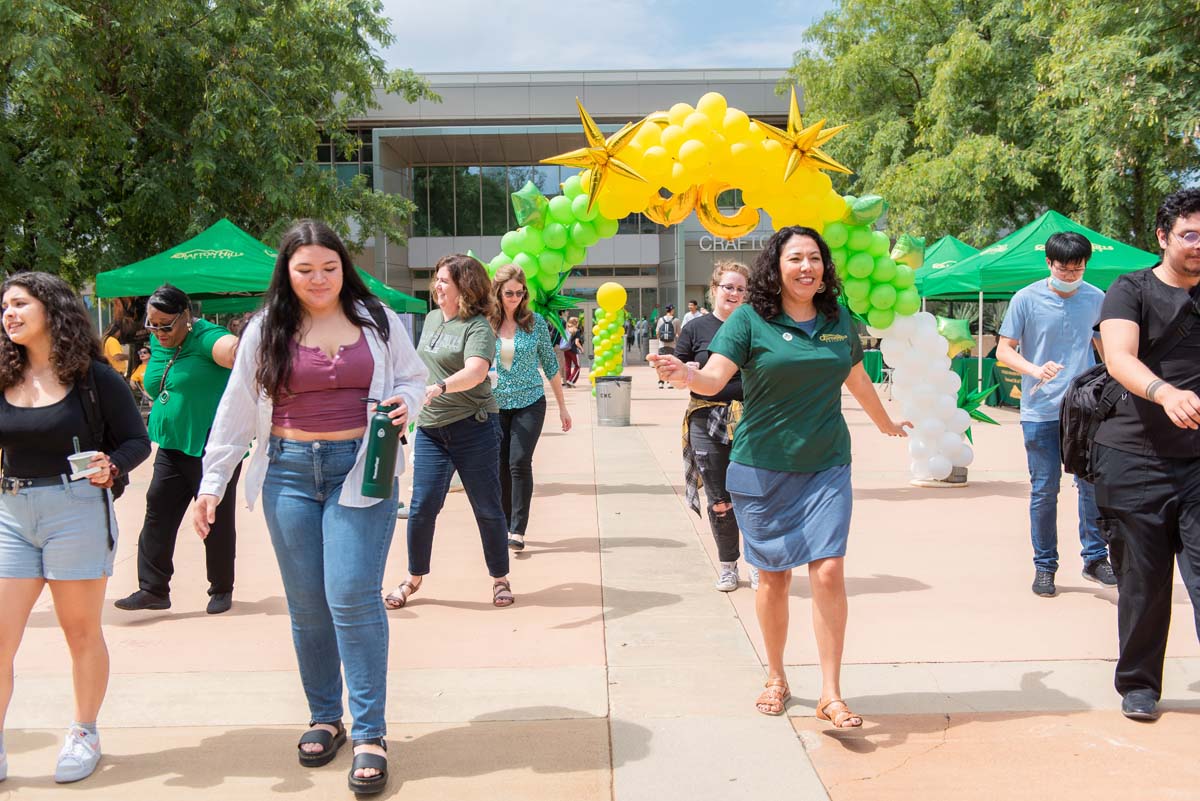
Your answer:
[348,738,388,794]
[297,720,346,767]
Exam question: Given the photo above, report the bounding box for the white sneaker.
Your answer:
[55,726,101,783]
[715,561,739,592]
[1,749,7,782]
[748,565,760,590]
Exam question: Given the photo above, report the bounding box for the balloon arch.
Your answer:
[484,90,980,482]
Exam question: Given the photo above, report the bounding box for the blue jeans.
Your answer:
[261,437,397,740]
[1022,420,1106,572]
[407,414,509,577]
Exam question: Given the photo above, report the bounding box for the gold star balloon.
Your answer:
[755,87,851,180]
[541,99,648,214]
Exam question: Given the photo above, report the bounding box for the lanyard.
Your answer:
[157,347,182,404]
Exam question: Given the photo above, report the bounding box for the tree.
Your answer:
[0,0,437,283]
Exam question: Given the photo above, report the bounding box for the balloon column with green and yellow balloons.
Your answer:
[590,282,628,390]
[482,89,980,482]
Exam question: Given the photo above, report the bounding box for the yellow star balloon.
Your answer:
[541,99,648,213]
[755,87,851,180]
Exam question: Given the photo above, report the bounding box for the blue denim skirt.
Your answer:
[726,462,852,571]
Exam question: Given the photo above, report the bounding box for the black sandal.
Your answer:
[297,720,346,767]
[348,737,388,794]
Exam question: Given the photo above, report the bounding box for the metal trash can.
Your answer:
[596,375,632,426]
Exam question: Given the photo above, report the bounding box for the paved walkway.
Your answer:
[5,365,1199,799]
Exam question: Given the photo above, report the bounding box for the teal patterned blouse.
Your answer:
[493,312,561,410]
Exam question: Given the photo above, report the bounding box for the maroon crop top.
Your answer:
[272,331,374,432]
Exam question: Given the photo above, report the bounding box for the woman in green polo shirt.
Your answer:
[113,286,241,615]
[651,226,909,727]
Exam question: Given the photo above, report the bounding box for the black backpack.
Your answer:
[1060,288,1200,482]
[659,317,676,343]
[78,359,131,501]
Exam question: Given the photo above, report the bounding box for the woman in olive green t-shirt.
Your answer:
[384,254,515,610]
[652,226,909,728]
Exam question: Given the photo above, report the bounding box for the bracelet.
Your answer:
[1146,378,1166,403]
[685,362,696,387]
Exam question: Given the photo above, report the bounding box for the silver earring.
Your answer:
[817,283,826,293]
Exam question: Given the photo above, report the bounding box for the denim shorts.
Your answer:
[0,478,117,580]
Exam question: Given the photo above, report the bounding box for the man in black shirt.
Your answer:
[1094,188,1200,722]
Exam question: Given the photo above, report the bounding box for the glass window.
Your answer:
[425,167,455,237]
[716,188,743,210]
[334,164,360,187]
[361,143,373,163]
[481,166,509,235]
[618,213,641,235]
[456,167,481,236]
[316,143,332,164]
[412,167,430,237]
[640,288,658,318]
[639,266,658,276]
[614,266,638,276]
[509,165,560,197]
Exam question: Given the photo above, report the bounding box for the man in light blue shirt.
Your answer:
[997,232,1114,598]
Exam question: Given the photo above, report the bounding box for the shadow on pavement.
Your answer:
[853,481,1030,501]
[790,573,930,599]
[535,482,679,497]
[25,595,290,628]
[517,536,686,557]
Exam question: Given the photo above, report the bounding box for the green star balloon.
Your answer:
[890,233,927,269]
[511,181,550,228]
[850,195,887,225]
[936,316,975,358]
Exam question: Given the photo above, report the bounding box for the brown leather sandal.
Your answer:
[755,678,791,716]
[384,580,419,610]
[817,697,863,728]
[492,579,514,607]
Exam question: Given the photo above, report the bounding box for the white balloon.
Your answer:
[932,354,952,372]
[912,384,937,405]
[951,443,975,467]
[927,455,953,480]
[938,430,963,453]
[908,439,932,460]
[947,408,972,434]
[890,314,918,340]
[933,394,958,421]
[937,370,963,395]
[880,339,903,365]
[865,324,890,338]
[913,312,937,333]
[910,458,934,479]
[917,417,946,437]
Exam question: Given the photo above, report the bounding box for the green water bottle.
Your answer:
[362,399,400,498]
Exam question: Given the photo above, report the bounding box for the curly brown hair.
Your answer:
[434,254,494,321]
[487,264,535,333]
[748,226,843,321]
[0,272,103,390]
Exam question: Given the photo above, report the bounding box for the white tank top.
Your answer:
[499,337,515,371]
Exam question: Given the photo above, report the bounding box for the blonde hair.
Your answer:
[566,316,579,330]
[708,260,750,305]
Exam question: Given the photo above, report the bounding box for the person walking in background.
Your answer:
[655,305,679,388]
[651,227,909,726]
[682,299,701,326]
[195,220,426,794]
[130,345,150,394]
[487,265,571,553]
[100,318,130,378]
[673,261,756,592]
[1093,188,1200,722]
[384,254,514,611]
[113,286,242,615]
[996,232,1113,598]
[0,272,150,784]
[562,316,583,388]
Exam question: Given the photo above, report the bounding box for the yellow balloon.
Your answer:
[683,112,714,142]
[640,145,672,183]
[596,282,628,312]
[697,92,728,126]
[660,124,687,154]
[819,190,847,223]
[677,139,709,172]
[633,118,664,149]
[668,102,695,126]
[723,107,750,142]
[664,161,693,195]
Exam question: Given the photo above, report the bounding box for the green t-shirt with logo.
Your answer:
[416,310,498,428]
[708,303,863,473]
[144,318,233,458]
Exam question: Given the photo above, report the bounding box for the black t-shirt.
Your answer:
[0,360,151,478]
[1095,268,1200,458]
[673,313,744,403]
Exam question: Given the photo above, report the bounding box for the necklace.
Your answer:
[157,346,183,404]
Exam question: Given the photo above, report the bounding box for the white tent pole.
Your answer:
[977,290,984,393]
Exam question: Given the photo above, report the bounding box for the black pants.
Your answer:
[498,397,546,537]
[689,412,741,563]
[137,447,242,597]
[1093,444,1200,698]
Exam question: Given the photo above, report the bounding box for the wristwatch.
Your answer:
[436,379,447,395]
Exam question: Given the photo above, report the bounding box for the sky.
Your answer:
[378,0,838,73]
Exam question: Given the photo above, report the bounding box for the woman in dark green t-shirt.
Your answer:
[651,226,909,728]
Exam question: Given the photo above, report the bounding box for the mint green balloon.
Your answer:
[829,247,848,270]
[847,252,875,278]
[867,230,891,257]
[823,221,849,250]
[513,252,538,279]
[893,287,921,316]
[538,250,564,274]
[893,264,916,289]
[869,283,897,310]
[848,295,871,315]
[489,253,512,270]
[562,174,585,199]
[543,222,568,249]
[594,215,619,238]
[564,243,586,267]
[843,277,871,301]
[570,220,598,248]
[867,306,895,329]
[871,256,897,284]
[571,194,599,222]
[500,231,523,258]
[549,195,575,225]
[522,226,545,255]
[847,226,872,253]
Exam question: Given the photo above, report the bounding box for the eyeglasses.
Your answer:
[502,290,526,299]
[1173,230,1200,246]
[144,312,183,332]
[717,284,748,295]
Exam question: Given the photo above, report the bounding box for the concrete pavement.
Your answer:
[4,364,1198,799]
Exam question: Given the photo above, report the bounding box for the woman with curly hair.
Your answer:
[194,220,427,794]
[384,254,515,610]
[0,272,150,784]
[485,264,571,553]
[651,227,908,726]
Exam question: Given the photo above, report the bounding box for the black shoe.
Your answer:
[206,592,233,615]
[507,533,525,551]
[1031,570,1056,597]
[658,381,664,388]
[1082,559,1117,587]
[348,738,388,794]
[114,590,171,611]
[1121,689,1160,721]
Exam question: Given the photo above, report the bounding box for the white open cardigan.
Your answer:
[199,304,428,509]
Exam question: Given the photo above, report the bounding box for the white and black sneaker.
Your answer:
[507,533,525,551]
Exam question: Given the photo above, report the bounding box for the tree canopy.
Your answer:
[788,0,1200,250]
[0,0,437,283]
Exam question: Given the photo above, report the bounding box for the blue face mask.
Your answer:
[1049,275,1084,292]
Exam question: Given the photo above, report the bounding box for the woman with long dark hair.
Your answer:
[651,227,908,726]
[0,272,150,783]
[383,254,514,610]
[113,285,241,615]
[486,264,571,552]
[194,220,427,795]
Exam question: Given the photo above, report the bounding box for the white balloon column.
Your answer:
[871,312,975,481]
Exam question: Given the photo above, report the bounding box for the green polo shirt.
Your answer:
[708,303,863,473]
[144,319,232,457]
[416,309,498,428]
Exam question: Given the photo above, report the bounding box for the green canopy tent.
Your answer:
[913,236,979,294]
[919,211,1158,390]
[95,218,425,315]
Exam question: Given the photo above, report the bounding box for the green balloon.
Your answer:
[594,216,619,238]
[848,295,871,315]
[829,247,848,270]
[543,222,568,249]
[852,195,887,225]
[539,250,564,274]
[847,226,872,253]
[562,174,584,199]
[489,253,512,270]
[843,277,871,301]
[893,264,915,289]
[893,287,921,316]
[564,243,587,267]
[869,283,897,310]
[867,306,895,329]
[500,231,523,258]
[536,268,559,294]
[513,252,538,280]
[570,220,598,248]
[549,195,575,225]
[511,181,550,227]
[847,252,875,278]
[871,256,897,284]
[522,226,545,255]
[867,230,890,257]
[571,194,599,222]
[841,195,858,223]
[823,221,849,250]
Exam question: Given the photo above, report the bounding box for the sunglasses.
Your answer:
[144,312,183,332]
[502,290,526,299]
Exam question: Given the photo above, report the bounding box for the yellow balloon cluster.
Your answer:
[543,89,851,239]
